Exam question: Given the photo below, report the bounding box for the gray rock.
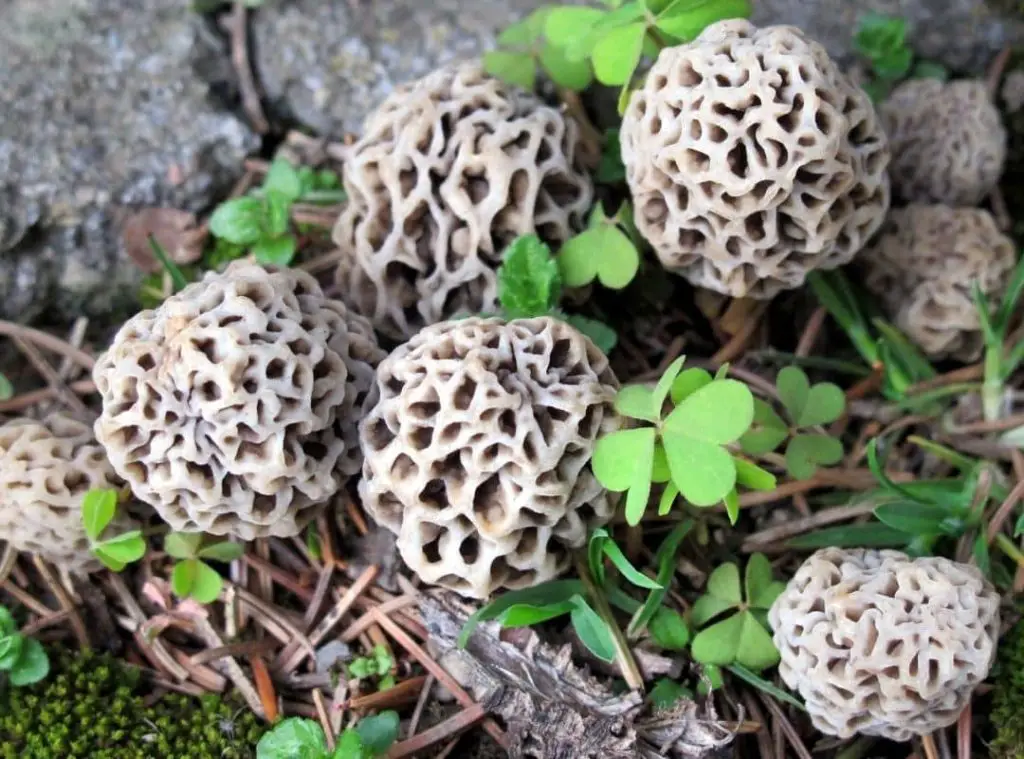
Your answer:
[252,0,563,138]
[751,0,1024,73]
[0,0,259,323]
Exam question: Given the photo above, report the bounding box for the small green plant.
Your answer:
[82,488,147,571]
[485,0,752,110]
[256,712,400,759]
[852,13,948,101]
[592,356,775,525]
[347,644,395,691]
[689,553,784,671]
[596,129,626,184]
[0,373,14,402]
[740,366,846,480]
[974,253,1024,422]
[496,234,618,352]
[0,606,48,687]
[165,533,244,605]
[208,159,344,268]
[557,202,641,290]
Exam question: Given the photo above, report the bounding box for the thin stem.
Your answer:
[994,533,1024,567]
[576,556,644,691]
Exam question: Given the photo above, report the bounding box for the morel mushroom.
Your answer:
[332,61,594,340]
[769,548,1000,741]
[619,19,890,299]
[0,414,128,573]
[93,261,385,540]
[858,204,1016,360]
[882,78,1006,206]
[358,317,619,599]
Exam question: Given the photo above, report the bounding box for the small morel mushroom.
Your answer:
[769,548,1000,742]
[620,19,890,299]
[882,78,1006,206]
[858,204,1016,360]
[332,61,595,340]
[93,261,385,540]
[358,317,620,599]
[0,413,127,573]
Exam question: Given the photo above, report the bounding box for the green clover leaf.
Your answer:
[558,223,640,289]
[655,0,752,41]
[164,532,202,560]
[9,637,49,686]
[592,21,646,86]
[739,398,788,455]
[264,159,303,202]
[256,717,328,759]
[785,433,844,480]
[592,427,657,525]
[82,488,118,542]
[484,51,537,90]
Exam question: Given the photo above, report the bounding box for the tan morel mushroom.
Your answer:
[769,548,1000,741]
[882,78,1006,206]
[0,413,127,573]
[619,19,890,299]
[358,316,620,599]
[332,61,595,340]
[93,261,386,540]
[858,204,1016,360]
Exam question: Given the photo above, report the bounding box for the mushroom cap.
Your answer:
[620,19,890,299]
[858,204,1017,360]
[769,548,1000,742]
[332,60,595,340]
[0,414,126,573]
[93,261,385,540]
[882,78,1006,206]
[358,316,620,599]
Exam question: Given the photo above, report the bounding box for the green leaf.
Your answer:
[498,235,561,318]
[0,607,15,636]
[9,638,49,686]
[651,444,671,483]
[785,434,844,480]
[148,237,190,293]
[164,532,202,560]
[539,44,594,90]
[93,531,146,565]
[458,580,585,647]
[751,581,786,610]
[592,427,657,494]
[743,553,774,608]
[655,0,751,41]
[723,488,740,525]
[628,520,693,636]
[872,47,913,79]
[776,366,810,423]
[603,538,661,590]
[256,717,328,759]
[973,532,992,578]
[649,608,689,650]
[648,678,692,709]
[190,560,225,604]
[497,11,547,47]
[734,457,777,491]
[739,398,789,455]
[596,129,626,184]
[615,385,659,422]
[690,611,742,665]
[483,50,537,90]
[544,6,606,47]
[658,481,679,515]
[570,595,617,662]
[264,191,293,238]
[786,522,911,549]
[797,382,846,427]
[253,235,297,267]
[264,159,303,202]
[355,711,401,756]
[867,438,931,504]
[209,197,265,245]
[734,610,780,670]
[93,550,126,573]
[197,541,245,563]
[910,60,949,81]
[0,373,12,402]
[874,501,962,536]
[663,434,736,507]
[664,379,754,444]
[82,488,118,542]
[558,225,640,289]
[0,634,23,670]
[592,22,646,86]
[652,357,688,412]
[669,368,713,405]
[498,600,576,627]
[334,729,363,758]
[727,664,806,711]
[172,559,199,599]
[562,314,618,354]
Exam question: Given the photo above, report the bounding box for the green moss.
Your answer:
[0,648,265,759]
[990,619,1024,758]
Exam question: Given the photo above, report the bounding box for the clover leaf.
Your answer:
[166,533,242,605]
[689,554,783,672]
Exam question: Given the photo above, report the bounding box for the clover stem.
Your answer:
[982,341,1005,422]
[576,555,645,691]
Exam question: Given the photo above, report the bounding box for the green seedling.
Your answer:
[973,253,1024,421]
[82,488,147,572]
[496,234,618,353]
[740,366,846,479]
[557,202,641,290]
[689,553,784,671]
[256,712,399,759]
[0,606,49,687]
[165,533,244,605]
[853,13,948,101]
[347,645,396,691]
[592,356,775,525]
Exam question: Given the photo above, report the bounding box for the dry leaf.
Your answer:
[121,207,206,272]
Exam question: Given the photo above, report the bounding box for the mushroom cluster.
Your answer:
[333,61,595,340]
[858,204,1017,360]
[882,78,1006,206]
[0,413,129,573]
[358,317,620,599]
[619,19,890,299]
[93,261,385,540]
[769,548,1000,741]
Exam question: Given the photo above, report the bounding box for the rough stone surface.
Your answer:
[751,0,1024,74]
[0,0,258,323]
